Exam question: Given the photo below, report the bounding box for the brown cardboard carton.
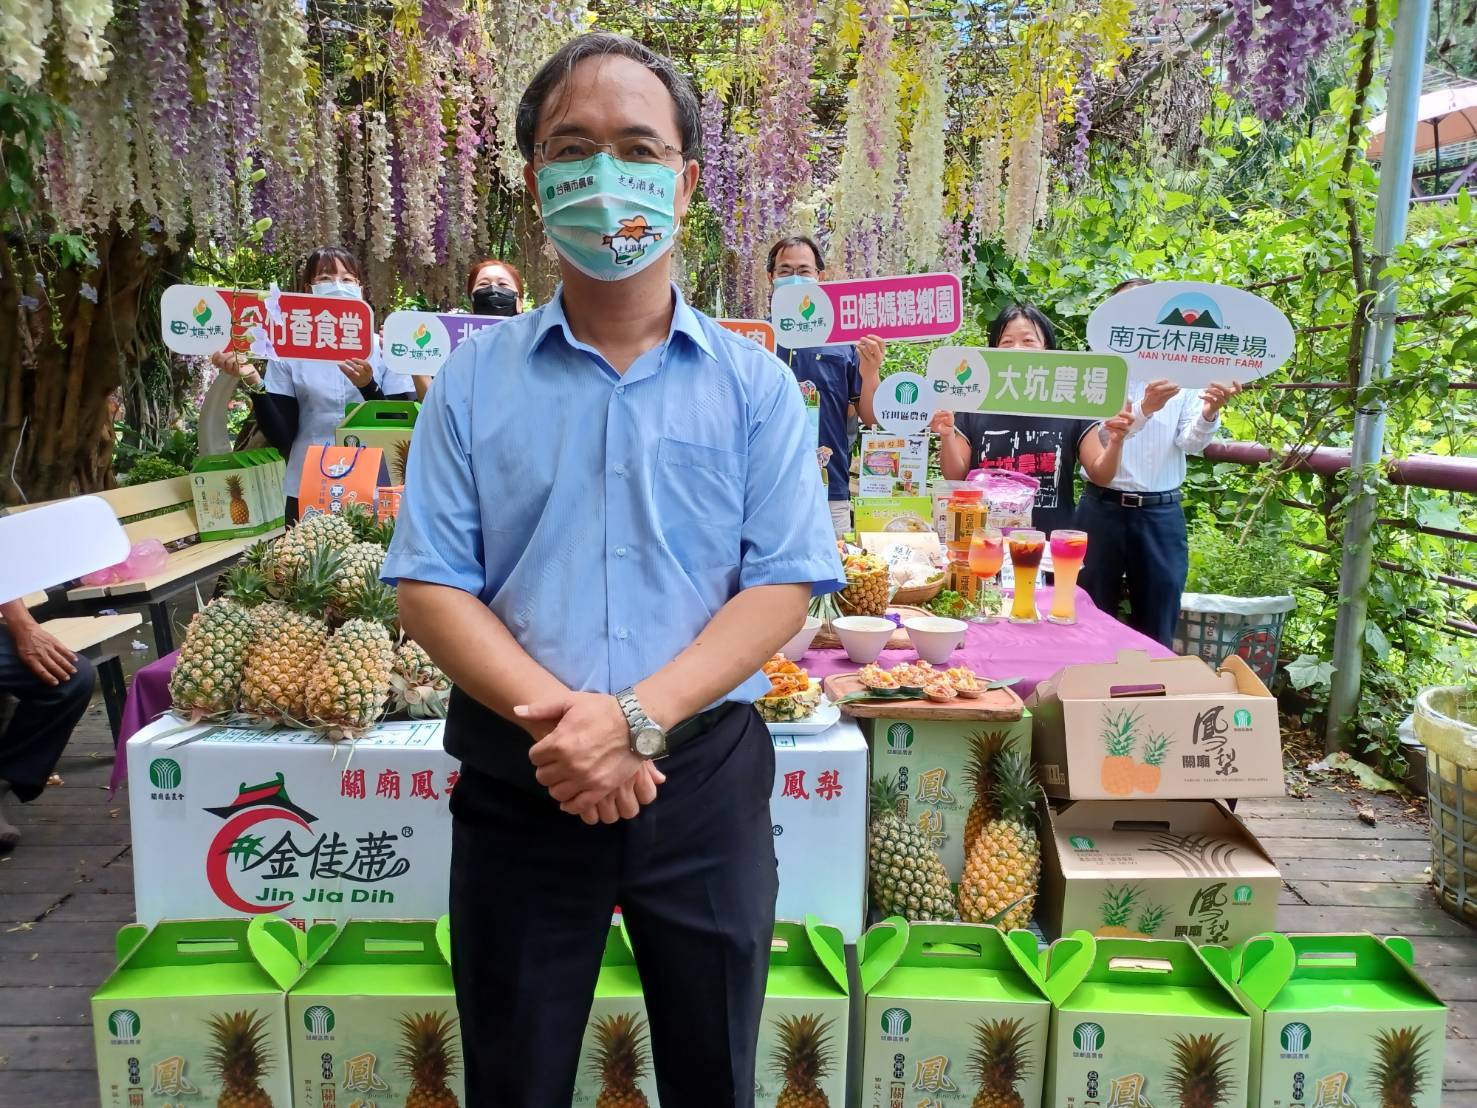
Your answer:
[1038,797,1281,945]
[1026,649,1284,799]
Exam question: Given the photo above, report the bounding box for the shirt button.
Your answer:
[617,628,630,640]
[616,385,626,396]
[615,546,628,558]
[614,463,627,477]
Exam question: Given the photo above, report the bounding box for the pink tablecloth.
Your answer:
[113,648,179,794]
[803,589,1173,697]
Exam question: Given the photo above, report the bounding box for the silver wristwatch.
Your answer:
[615,688,668,759]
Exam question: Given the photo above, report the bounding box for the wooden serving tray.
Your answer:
[812,605,931,651]
[822,672,1026,722]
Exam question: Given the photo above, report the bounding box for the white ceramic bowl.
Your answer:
[778,616,823,660]
[832,616,896,665]
[903,616,968,664]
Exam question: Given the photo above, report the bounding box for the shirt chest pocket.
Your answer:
[654,437,745,571]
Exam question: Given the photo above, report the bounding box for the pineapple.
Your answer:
[1135,902,1168,938]
[332,541,387,613]
[588,1013,650,1108]
[391,437,412,484]
[1165,1033,1235,1108]
[1370,1026,1431,1108]
[205,1009,274,1108]
[306,581,398,739]
[392,640,452,719]
[1098,708,1140,796]
[958,750,1040,930]
[1136,733,1170,793]
[967,1017,1032,1108]
[169,598,256,718]
[963,730,1012,855]
[222,561,272,609]
[239,546,338,723]
[240,538,275,578]
[226,475,251,525]
[396,1010,460,1108]
[1095,885,1142,937]
[757,682,823,723]
[837,549,890,616]
[868,776,956,921]
[770,1013,834,1108]
[270,512,355,589]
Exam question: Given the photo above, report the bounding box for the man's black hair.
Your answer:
[516,33,702,162]
[988,302,1058,350]
[1111,278,1152,296]
[766,235,826,274]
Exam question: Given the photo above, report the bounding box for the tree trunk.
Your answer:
[0,220,179,506]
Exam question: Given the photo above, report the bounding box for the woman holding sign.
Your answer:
[212,246,416,520]
[412,258,526,399]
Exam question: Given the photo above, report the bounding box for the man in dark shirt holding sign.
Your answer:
[768,235,885,535]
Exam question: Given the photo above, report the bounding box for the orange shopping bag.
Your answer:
[298,443,383,520]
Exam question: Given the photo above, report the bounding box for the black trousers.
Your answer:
[1076,487,1190,649]
[447,704,778,1107]
[0,625,96,801]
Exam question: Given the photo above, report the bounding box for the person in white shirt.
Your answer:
[1076,279,1242,646]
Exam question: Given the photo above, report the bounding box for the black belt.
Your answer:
[1085,484,1182,508]
[669,700,740,747]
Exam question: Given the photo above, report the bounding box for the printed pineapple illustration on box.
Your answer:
[589,1013,651,1108]
[869,775,956,921]
[1099,708,1141,795]
[768,1014,834,1108]
[396,1011,461,1107]
[1371,1026,1433,1108]
[1096,885,1142,937]
[963,730,1013,855]
[1165,1032,1235,1108]
[967,1017,1032,1108]
[206,1010,277,1108]
[391,437,412,485]
[226,475,252,526]
[958,751,1040,930]
[1136,733,1171,793]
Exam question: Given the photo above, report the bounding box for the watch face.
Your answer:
[635,728,666,758]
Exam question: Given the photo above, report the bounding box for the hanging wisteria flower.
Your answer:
[972,127,1002,243]
[137,0,191,160]
[257,0,311,166]
[18,294,40,311]
[315,93,340,244]
[391,26,446,267]
[903,36,948,271]
[79,282,99,303]
[1002,112,1044,260]
[367,111,395,262]
[1070,50,1096,181]
[830,0,899,275]
[58,0,115,81]
[0,0,52,85]
[1227,0,1344,120]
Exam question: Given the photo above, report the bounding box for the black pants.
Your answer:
[1076,486,1189,649]
[0,625,96,801]
[448,704,778,1107]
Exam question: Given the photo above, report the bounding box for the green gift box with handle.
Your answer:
[337,400,419,488]
[756,917,851,1108]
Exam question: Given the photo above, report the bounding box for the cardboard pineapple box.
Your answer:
[866,714,1033,884]
[575,922,660,1106]
[1038,797,1280,945]
[287,916,464,1108]
[859,918,1052,1108]
[1203,932,1447,1108]
[190,450,283,540]
[1042,931,1253,1108]
[1027,649,1285,800]
[754,919,851,1108]
[127,714,455,926]
[338,399,420,487]
[92,916,303,1108]
[772,721,867,942]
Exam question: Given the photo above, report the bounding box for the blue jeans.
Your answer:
[0,625,96,800]
[1076,486,1189,648]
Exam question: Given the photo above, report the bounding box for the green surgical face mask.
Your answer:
[535,153,679,281]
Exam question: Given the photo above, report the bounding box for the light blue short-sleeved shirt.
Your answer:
[382,285,844,705]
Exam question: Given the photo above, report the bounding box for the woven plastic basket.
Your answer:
[1417,685,1477,923]
[1173,592,1296,685]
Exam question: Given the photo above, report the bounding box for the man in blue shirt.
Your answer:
[768,235,885,535]
[383,32,843,1108]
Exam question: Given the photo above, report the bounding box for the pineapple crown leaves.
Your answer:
[1136,903,1168,934]
[1100,707,1142,756]
[966,1017,1033,1088]
[339,501,378,541]
[286,542,344,618]
[240,539,276,576]
[1371,1026,1432,1104]
[1142,732,1171,766]
[587,1013,650,1088]
[1166,1033,1235,1107]
[767,1013,835,1087]
[988,749,1038,826]
[963,729,1011,792]
[343,579,400,630]
[869,774,907,819]
[204,1010,273,1084]
[1100,884,1142,925]
[222,563,270,608]
[395,1010,460,1085]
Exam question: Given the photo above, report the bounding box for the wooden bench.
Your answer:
[13,593,142,740]
[19,477,283,654]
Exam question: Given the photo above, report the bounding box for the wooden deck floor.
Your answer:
[1,691,1475,1106]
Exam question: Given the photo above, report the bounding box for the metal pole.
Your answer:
[1325,0,1433,751]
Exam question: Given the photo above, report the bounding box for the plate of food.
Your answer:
[821,661,1024,721]
[756,654,842,734]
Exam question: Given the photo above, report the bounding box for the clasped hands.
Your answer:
[516,692,666,826]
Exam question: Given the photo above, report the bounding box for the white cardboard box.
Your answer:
[770,720,867,943]
[128,714,455,927]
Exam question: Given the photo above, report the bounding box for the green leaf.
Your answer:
[1162,191,1194,212]
[1364,622,1391,660]
[1414,499,1461,530]
[1286,654,1335,691]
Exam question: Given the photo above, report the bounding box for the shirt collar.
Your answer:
[532,283,715,363]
